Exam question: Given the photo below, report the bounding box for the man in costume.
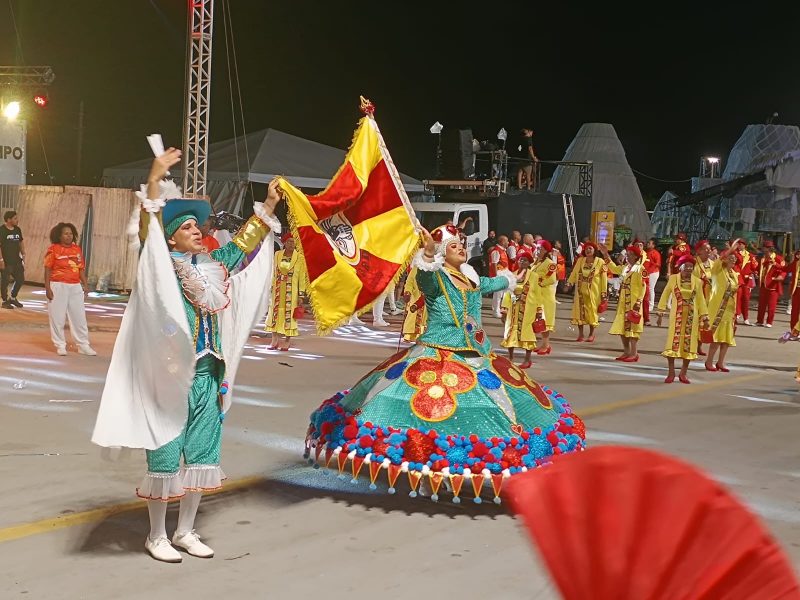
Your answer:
[645,238,662,314]
[489,234,511,318]
[507,230,522,272]
[92,148,282,563]
[530,240,558,355]
[782,249,800,328]
[667,232,692,277]
[756,240,785,327]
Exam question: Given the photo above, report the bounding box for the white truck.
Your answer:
[410,201,490,271]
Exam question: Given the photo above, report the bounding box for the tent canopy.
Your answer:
[102,128,424,211]
[547,123,651,239]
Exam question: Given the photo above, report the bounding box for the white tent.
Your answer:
[103,128,424,213]
[547,123,650,238]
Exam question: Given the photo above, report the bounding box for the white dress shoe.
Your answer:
[373,320,390,327]
[172,530,214,558]
[78,345,97,356]
[56,347,67,356]
[145,536,182,563]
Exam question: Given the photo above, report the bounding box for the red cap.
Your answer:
[281,231,293,243]
[626,245,642,259]
[582,241,598,252]
[676,254,695,269]
[694,240,710,253]
[536,240,553,253]
[763,240,775,248]
[516,249,534,264]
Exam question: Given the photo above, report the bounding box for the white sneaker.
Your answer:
[373,320,390,327]
[349,316,365,326]
[389,308,403,316]
[172,530,214,558]
[78,345,97,356]
[765,323,773,328]
[56,347,67,356]
[743,320,752,326]
[145,536,183,563]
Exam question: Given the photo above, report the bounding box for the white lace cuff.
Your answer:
[412,249,445,272]
[135,180,183,213]
[253,202,281,234]
[498,269,517,290]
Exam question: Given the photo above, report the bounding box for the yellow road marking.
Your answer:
[580,372,766,418]
[0,371,769,544]
[0,475,264,544]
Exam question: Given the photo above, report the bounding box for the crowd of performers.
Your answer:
[89,146,800,563]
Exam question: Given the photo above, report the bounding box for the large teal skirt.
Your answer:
[306,344,585,503]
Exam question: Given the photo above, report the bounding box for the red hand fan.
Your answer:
[504,447,800,600]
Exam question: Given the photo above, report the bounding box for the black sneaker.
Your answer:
[1,301,14,309]
[9,298,22,308]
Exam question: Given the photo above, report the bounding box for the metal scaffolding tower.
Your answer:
[182,1,214,197]
[0,66,55,89]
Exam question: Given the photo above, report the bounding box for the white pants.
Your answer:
[492,291,503,316]
[373,282,397,320]
[48,282,90,349]
[647,273,659,311]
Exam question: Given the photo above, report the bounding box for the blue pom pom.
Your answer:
[473,497,482,505]
[369,483,377,490]
[350,478,358,484]
[388,487,396,494]
[431,494,439,502]
[493,497,502,505]
[409,490,418,498]
[452,496,461,504]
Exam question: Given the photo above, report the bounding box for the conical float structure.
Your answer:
[548,123,651,239]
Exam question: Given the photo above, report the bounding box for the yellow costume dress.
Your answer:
[567,256,608,327]
[501,268,537,351]
[657,274,708,360]
[707,259,739,346]
[530,257,557,331]
[607,262,647,338]
[265,249,305,337]
[401,267,427,342]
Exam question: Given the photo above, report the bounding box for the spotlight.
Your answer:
[3,101,21,120]
[429,121,443,135]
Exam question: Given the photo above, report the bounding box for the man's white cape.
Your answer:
[91,209,275,450]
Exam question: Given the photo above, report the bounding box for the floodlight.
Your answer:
[707,157,720,164]
[3,101,21,120]
[429,121,443,135]
[497,128,507,141]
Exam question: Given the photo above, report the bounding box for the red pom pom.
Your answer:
[533,427,541,435]
[554,447,563,455]
[571,414,586,439]
[482,453,496,463]
[428,430,438,439]
[472,442,489,457]
[469,434,478,444]
[405,429,436,464]
[320,422,334,436]
[364,422,373,429]
[359,435,374,448]
[375,428,384,437]
[521,431,530,441]
[501,461,509,470]
[510,437,519,447]
[502,447,523,467]
[345,417,357,427]
[491,437,500,445]
[372,439,389,456]
[473,461,485,472]
[342,425,358,440]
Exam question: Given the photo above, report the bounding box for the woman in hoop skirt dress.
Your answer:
[304,224,586,504]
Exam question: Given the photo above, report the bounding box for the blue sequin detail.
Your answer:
[477,369,502,390]
[446,446,470,465]
[466,323,473,332]
[385,361,408,380]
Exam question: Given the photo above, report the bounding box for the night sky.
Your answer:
[2,1,799,201]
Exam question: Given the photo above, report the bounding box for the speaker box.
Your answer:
[441,128,475,179]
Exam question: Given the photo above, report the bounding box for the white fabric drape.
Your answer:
[92,209,275,449]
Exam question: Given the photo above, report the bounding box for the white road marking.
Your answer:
[727,394,797,406]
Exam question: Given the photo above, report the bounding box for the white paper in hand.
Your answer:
[146,134,170,176]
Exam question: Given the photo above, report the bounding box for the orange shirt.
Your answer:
[44,243,84,284]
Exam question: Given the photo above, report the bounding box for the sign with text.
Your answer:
[0,120,26,185]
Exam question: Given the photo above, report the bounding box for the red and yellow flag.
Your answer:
[278,101,420,334]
